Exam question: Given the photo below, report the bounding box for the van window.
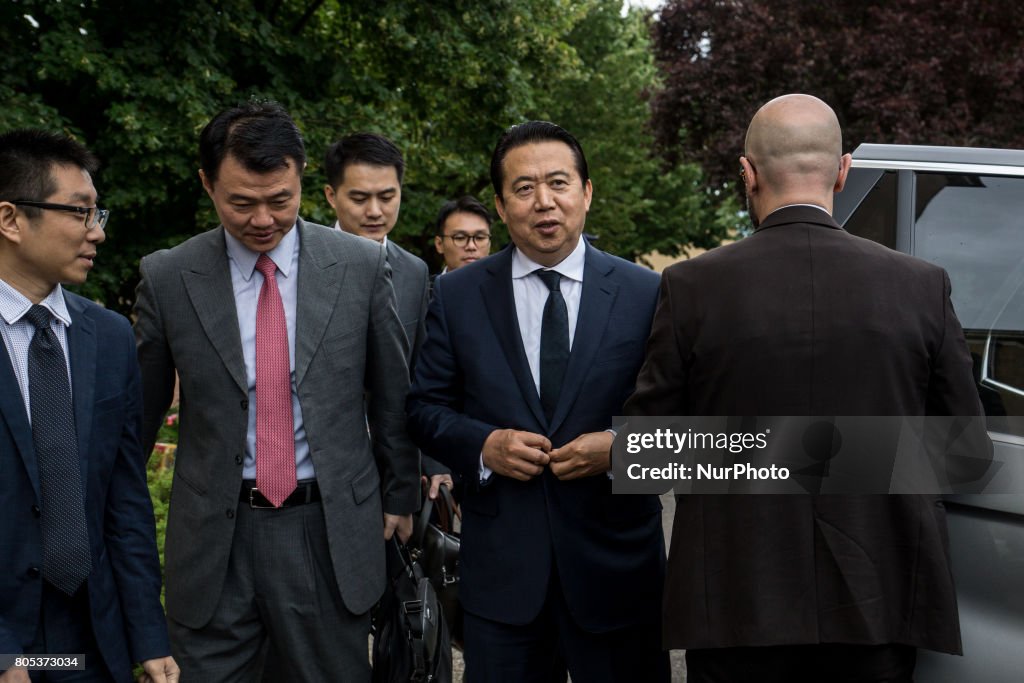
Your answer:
[842,170,898,249]
[915,172,1024,435]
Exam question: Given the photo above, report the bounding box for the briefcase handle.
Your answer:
[412,481,460,549]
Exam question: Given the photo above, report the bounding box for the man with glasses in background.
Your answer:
[0,130,177,682]
[433,195,493,275]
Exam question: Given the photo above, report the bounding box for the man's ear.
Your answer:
[324,184,337,210]
[199,168,215,199]
[494,194,506,223]
[0,202,23,245]
[833,153,853,193]
[434,235,444,254]
[739,156,757,194]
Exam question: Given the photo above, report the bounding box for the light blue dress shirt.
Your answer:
[223,224,315,481]
[0,279,72,423]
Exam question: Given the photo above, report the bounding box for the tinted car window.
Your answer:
[914,172,1024,435]
[842,170,898,249]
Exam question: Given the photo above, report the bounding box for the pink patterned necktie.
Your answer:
[254,253,296,507]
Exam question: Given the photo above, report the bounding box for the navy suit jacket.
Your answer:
[407,243,665,632]
[0,291,169,679]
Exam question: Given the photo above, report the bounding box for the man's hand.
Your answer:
[425,474,454,500]
[0,667,29,683]
[383,513,413,543]
[137,656,180,683]
[482,429,552,481]
[549,431,613,480]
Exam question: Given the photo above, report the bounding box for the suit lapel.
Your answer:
[181,229,247,394]
[549,244,617,434]
[295,220,345,387]
[65,294,95,484]
[0,333,39,498]
[481,247,547,428]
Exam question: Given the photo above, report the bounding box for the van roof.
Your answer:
[852,143,1024,173]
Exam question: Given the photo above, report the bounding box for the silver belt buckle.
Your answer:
[248,487,276,509]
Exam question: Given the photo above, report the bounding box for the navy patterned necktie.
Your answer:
[535,270,569,422]
[24,305,92,595]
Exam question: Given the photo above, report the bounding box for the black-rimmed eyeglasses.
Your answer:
[11,200,109,231]
[442,233,490,248]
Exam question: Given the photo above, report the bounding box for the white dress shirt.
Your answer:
[480,236,587,480]
[0,279,72,423]
[224,224,315,480]
[511,237,586,393]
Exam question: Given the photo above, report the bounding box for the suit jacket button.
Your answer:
[235,455,243,465]
[226,509,235,519]
[31,505,41,517]
[27,567,40,578]
[241,399,249,410]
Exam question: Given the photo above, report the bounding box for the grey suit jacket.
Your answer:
[385,240,429,362]
[385,240,450,478]
[134,219,419,628]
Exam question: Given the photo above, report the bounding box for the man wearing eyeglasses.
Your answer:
[0,130,177,682]
[323,133,453,501]
[433,196,493,274]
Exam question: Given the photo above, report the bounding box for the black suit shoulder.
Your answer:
[665,220,947,286]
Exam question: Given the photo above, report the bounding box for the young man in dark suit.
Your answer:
[0,130,176,682]
[625,94,991,682]
[323,132,453,499]
[408,121,669,683]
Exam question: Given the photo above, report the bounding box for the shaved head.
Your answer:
[745,94,843,192]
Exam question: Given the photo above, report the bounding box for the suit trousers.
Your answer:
[24,583,111,683]
[462,565,669,683]
[685,643,917,683]
[167,497,371,683]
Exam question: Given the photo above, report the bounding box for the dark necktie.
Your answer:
[254,254,297,507]
[536,270,569,422]
[24,304,92,595]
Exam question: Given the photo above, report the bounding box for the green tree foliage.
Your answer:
[1,0,730,313]
[650,0,1024,194]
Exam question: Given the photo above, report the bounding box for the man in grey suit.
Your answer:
[323,133,452,498]
[134,102,419,682]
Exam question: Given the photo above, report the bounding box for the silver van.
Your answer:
[834,144,1024,682]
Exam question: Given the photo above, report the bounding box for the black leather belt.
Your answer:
[240,480,320,508]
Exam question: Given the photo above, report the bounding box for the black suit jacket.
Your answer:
[407,243,665,632]
[625,206,989,654]
[0,291,169,678]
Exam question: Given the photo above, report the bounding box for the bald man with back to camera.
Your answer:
[625,94,991,682]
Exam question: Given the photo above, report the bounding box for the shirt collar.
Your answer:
[766,203,831,219]
[333,221,388,253]
[224,221,299,281]
[0,278,71,328]
[511,236,586,282]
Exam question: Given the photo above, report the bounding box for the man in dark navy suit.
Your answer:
[407,121,669,683]
[0,130,176,682]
